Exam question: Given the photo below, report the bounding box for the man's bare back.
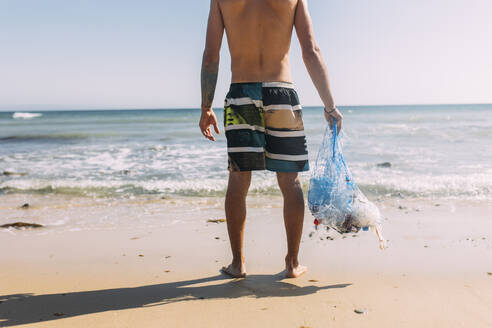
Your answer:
[219,0,297,83]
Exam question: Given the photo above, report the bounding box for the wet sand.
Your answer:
[1,195,491,327]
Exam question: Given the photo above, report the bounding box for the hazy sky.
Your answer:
[1,0,491,110]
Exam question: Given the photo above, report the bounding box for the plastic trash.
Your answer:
[308,120,387,249]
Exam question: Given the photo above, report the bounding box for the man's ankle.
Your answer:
[232,256,245,266]
[285,255,299,268]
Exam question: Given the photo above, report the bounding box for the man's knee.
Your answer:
[276,172,301,191]
[228,171,252,192]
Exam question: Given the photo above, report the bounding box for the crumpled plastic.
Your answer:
[308,120,387,249]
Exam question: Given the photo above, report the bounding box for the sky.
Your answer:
[0,0,491,111]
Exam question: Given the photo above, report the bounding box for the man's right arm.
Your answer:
[294,0,342,131]
[200,0,224,141]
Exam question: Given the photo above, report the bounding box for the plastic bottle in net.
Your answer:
[308,120,387,249]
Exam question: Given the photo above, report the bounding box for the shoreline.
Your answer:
[1,192,490,230]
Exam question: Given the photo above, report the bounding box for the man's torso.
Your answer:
[218,0,298,83]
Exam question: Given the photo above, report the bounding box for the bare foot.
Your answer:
[220,263,246,278]
[285,256,307,278]
[285,264,308,278]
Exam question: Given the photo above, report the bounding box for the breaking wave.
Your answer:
[1,173,491,200]
[12,112,42,119]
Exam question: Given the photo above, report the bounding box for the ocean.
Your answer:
[1,104,491,201]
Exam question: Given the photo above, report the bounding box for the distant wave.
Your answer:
[12,112,42,119]
[0,134,90,142]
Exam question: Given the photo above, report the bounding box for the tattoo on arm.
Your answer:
[201,58,219,109]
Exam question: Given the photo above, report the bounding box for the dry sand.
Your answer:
[1,195,491,327]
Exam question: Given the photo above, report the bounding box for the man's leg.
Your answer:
[277,172,307,278]
[222,171,251,278]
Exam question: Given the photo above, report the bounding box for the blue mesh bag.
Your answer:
[308,120,386,249]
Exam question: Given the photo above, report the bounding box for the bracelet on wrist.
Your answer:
[324,107,337,115]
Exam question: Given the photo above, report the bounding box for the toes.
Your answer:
[220,266,232,275]
[220,265,246,278]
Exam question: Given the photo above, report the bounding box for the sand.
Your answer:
[1,195,491,327]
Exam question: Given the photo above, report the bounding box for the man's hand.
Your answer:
[324,107,343,133]
[199,109,220,141]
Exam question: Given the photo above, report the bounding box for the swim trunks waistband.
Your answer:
[230,81,295,89]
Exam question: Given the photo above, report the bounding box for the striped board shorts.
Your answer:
[224,82,309,172]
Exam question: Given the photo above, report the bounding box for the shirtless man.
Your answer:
[199,0,343,278]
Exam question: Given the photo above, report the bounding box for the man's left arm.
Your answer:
[199,0,224,141]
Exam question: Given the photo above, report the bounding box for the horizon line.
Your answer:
[0,102,491,112]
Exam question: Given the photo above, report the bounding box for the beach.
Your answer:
[1,105,492,327]
[1,194,491,327]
